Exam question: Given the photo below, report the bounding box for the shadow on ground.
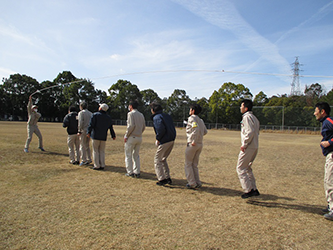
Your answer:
[246,199,324,215]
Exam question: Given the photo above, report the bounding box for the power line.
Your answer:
[89,69,333,81]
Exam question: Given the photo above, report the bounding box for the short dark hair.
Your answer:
[242,99,253,111]
[149,101,163,113]
[69,106,77,112]
[80,101,88,109]
[315,102,331,116]
[190,104,202,115]
[129,100,139,109]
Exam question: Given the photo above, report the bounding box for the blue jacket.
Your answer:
[320,116,333,156]
[63,112,78,135]
[152,111,176,144]
[87,111,116,141]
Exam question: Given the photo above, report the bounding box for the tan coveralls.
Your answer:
[25,99,43,150]
[185,115,207,187]
[236,111,260,193]
[78,109,93,163]
[124,109,146,175]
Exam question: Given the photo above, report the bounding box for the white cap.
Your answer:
[99,103,109,111]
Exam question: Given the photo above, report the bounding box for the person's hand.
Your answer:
[155,140,160,146]
[87,134,90,138]
[191,142,196,146]
[124,137,128,143]
[321,141,330,148]
[240,146,246,152]
[113,137,116,140]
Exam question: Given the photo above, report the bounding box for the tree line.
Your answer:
[1,71,332,127]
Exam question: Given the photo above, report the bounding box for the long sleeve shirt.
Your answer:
[124,109,146,138]
[241,111,260,149]
[320,116,333,156]
[27,99,41,126]
[78,109,92,133]
[186,115,207,144]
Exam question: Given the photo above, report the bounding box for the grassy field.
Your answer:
[0,121,332,249]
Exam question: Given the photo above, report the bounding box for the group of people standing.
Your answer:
[24,96,333,220]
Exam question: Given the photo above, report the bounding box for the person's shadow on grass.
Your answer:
[102,165,322,215]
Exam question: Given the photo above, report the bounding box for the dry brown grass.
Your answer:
[0,121,332,249]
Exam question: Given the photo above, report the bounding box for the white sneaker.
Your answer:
[324,210,333,221]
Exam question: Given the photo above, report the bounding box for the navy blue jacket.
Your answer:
[320,116,333,156]
[88,111,116,141]
[63,112,78,135]
[152,111,176,144]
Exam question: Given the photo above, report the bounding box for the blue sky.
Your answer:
[1,0,333,99]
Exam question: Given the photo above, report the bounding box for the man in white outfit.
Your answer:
[124,100,146,178]
[78,101,92,166]
[236,99,260,199]
[24,95,44,153]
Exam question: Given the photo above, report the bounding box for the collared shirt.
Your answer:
[124,109,146,138]
[241,111,260,149]
[186,115,207,144]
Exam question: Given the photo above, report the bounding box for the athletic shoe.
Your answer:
[167,178,172,184]
[186,184,196,189]
[324,210,333,221]
[125,173,134,178]
[241,189,260,199]
[322,205,330,213]
[156,179,168,186]
[69,161,79,165]
[195,184,202,188]
[24,148,29,153]
[86,160,92,164]
[134,174,141,178]
[252,189,260,196]
[92,167,103,171]
[39,147,45,151]
[79,161,88,166]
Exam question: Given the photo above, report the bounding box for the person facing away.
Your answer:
[236,99,260,199]
[184,104,208,189]
[24,95,45,153]
[149,101,176,186]
[77,101,93,166]
[63,106,80,164]
[314,102,333,221]
[124,100,146,178]
[87,103,116,170]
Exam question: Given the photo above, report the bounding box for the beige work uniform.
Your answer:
[185,115,207,187]
[25,100,43,149]
[78,109,92,163]
[124,109,146,175]
[236,111,260,193]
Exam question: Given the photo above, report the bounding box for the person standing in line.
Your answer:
[78,101,93,166]
[63,106,80,164]
[314,102,333,221]
[184,104,207,189]
[24,95,45,153]
[124,100,146,178]
[149,101,176,186]
[236,99,260,199]
[87,103,116,170]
